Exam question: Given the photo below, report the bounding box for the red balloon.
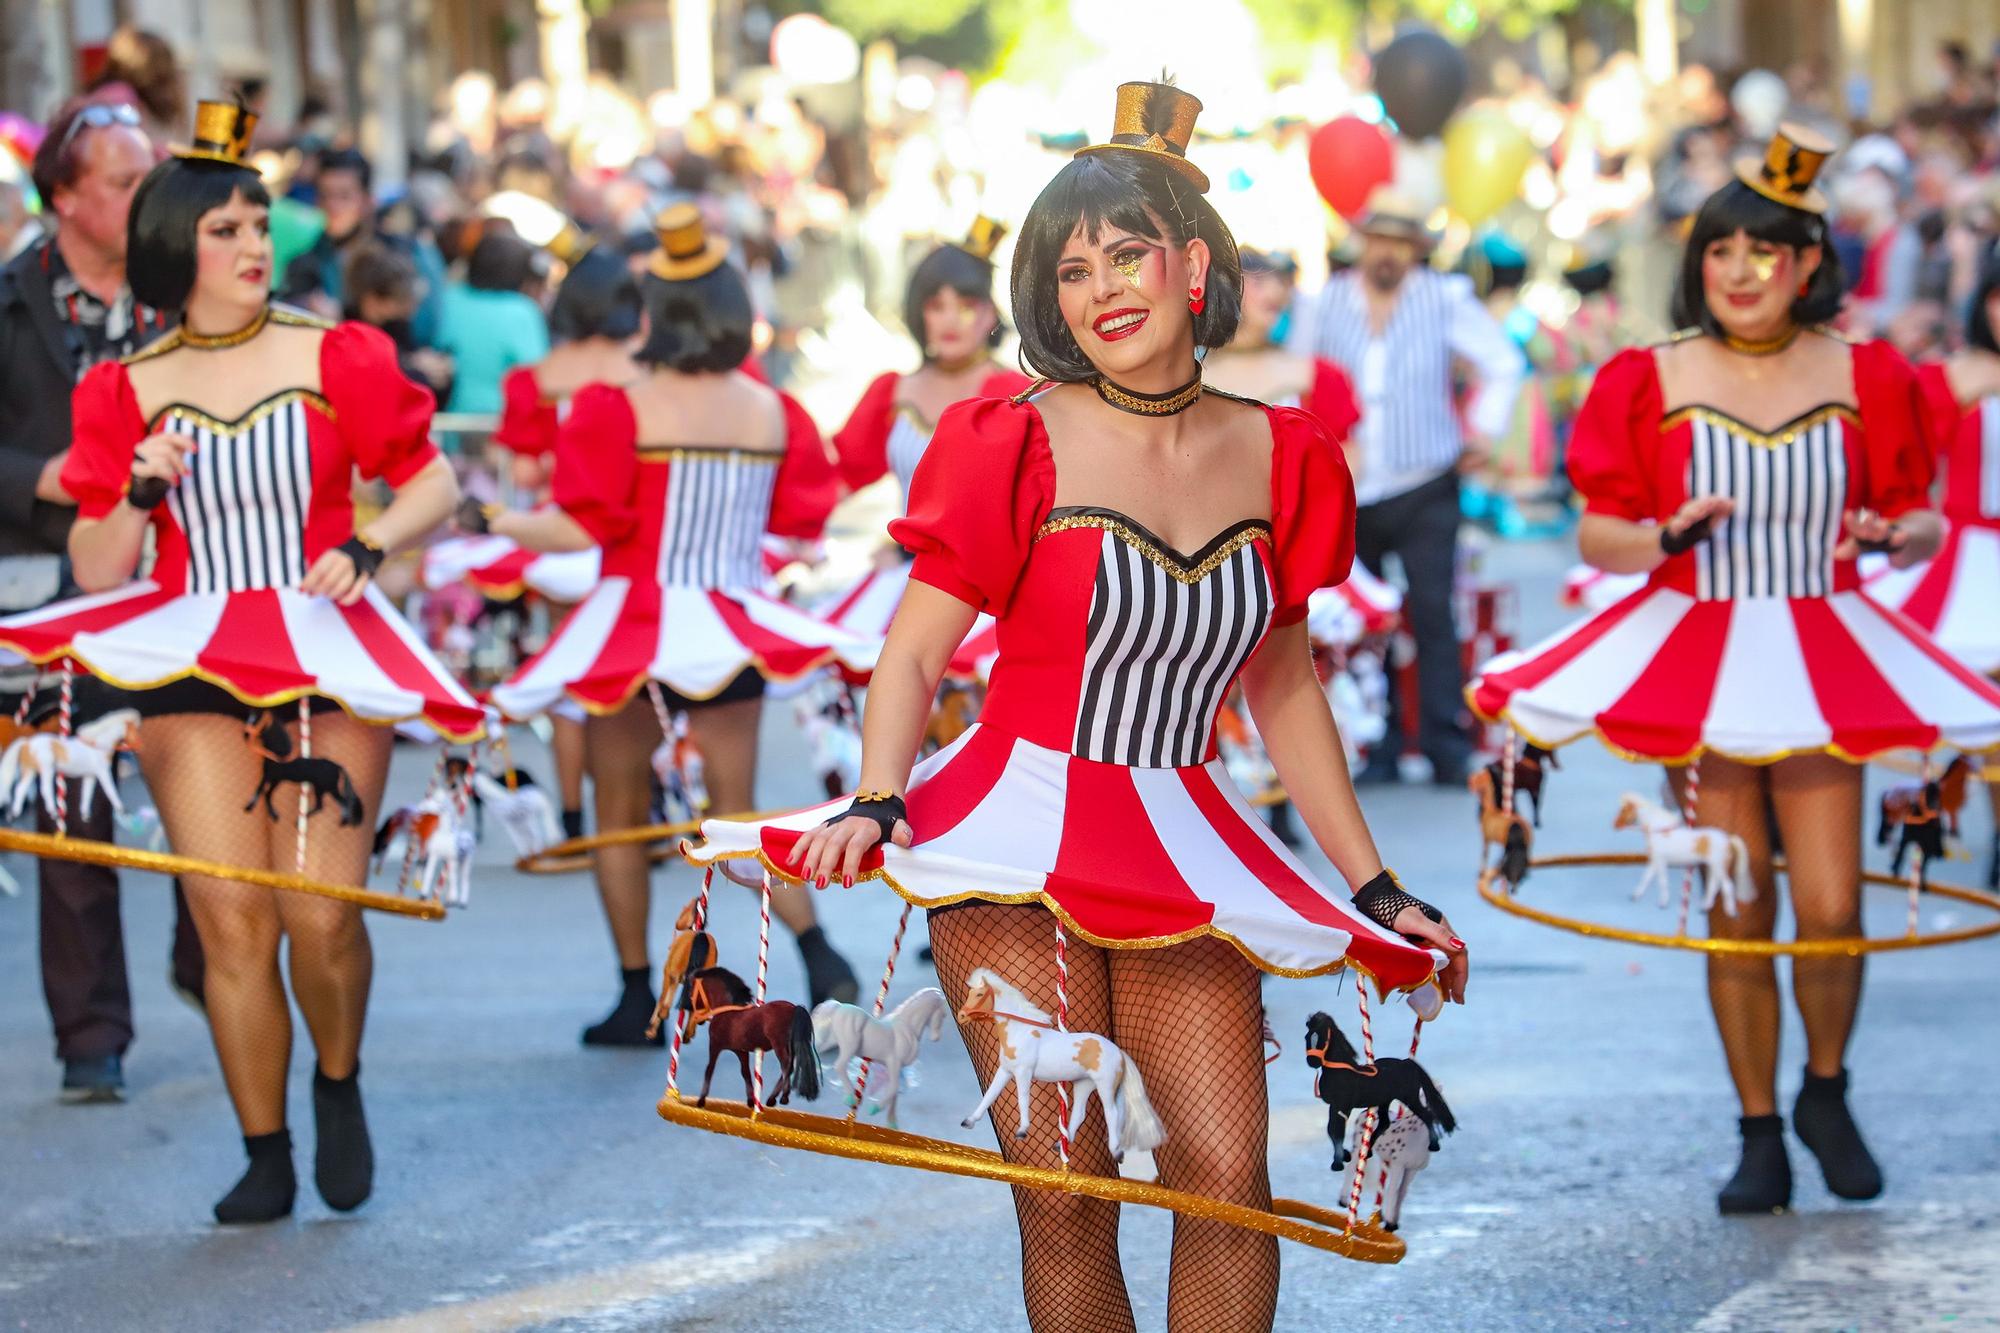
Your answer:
[1309,117,1395,221]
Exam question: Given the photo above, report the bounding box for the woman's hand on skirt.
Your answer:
[788,814,913,889]
[1394,907,1468,1005]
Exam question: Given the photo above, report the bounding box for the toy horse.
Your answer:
[1342,1106,1433,1232]
[646,894,719,1040]
[0,710,139,821]
[923,685,979,757]
[1468,768,1532,890]
[373,796,475,905]
[1305,1011,1455,1170]
[1879,755,1970,886]
[243,712,364,826]
[1484,743,1559,827]
[680,966,820,1107]
[466,765,560,856]
[811,987,950,1127]
[955,968,1166,1162]
[1614,793,1752,915]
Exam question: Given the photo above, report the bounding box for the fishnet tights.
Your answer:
[929,903,1279,1333]
[141,711,387,1136]
[1671,754,1865,1117]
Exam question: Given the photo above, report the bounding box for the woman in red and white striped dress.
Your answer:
[0,104,479,1224]
[1473,127,2000,1214]
[689,83,1461,1332]
[486,205,877,1041]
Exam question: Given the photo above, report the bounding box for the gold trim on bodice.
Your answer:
[147,388,334,435]
[1660,403,1859,449]
[1035,512,1271,584]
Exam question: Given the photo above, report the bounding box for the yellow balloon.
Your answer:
[1443,109,1535,227]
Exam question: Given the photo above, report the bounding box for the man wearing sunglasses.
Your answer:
[0,94,202,1106]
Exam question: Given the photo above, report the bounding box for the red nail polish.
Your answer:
[842,875,853,888]
[816,875,828,889]
[1449,937,1465,950]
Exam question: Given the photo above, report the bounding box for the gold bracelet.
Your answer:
[853,790,900,803]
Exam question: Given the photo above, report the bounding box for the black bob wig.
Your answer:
[1966,254,2000,356]
[127,156,272,313]
[550,246,643,343]
[1010,149,1241,382]
[904,243,1003,361]
[634,261,753,373]
[1670,178,1844,336]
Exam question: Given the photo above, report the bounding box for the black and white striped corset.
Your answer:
[885,410,931,496]
[1675,405,1855,600]
[161,394,317,593]
[652,447,779,589]
[1055,508,1276,767]
[1978,398,2000,519]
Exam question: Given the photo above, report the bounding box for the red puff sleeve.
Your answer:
[889,396,1054,616]
[1852,340,1935,518]
[831,371,900,492]
[1266,404,1357,627]
[978,368,1036,401]
[768,387,841,540]
[1566,346,1663,521]
[1305,357,1362,446]
[1913,361,1965,465]
[550,383,640,546]
[320,321,439,486]
[62,362,148,521]
[491,366,558,456]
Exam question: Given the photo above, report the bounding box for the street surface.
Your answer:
[5,537,1999,1332]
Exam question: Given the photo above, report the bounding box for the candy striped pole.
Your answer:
[1909,757,1932,936]
[1372,1016,1427,1217]
[1676,758,1701,938]
[846,901,911,1123]
[751,869,773,1113]
[1054,917,1072,1170]
[1346,983,1379,1226]
[54,661,73,836]
[665,869,712,1099]
[11,681,34,728]
[1500,730,1517,816]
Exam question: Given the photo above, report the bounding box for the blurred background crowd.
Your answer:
[1,0,1998,532]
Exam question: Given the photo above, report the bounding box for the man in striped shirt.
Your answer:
[1291,189,1524,784]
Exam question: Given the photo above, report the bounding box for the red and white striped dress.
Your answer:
[690,393,1438,988]
[0,318,483,740]
[490,380,879,718]
[1863,364,2000,674]
[1471,340,2000,761]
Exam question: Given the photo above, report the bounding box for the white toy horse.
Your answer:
[811,987,950,1127]
[1615,792,1754,916]
[650,715,708,825]
[956,968,1166,1162]
[1,710,140,821]
[470,769,560,856]
[377,796,475,906]
[1342,1108,1434,1233]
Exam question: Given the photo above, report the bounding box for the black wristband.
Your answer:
[1854,526,1901,554]
[338,534,385,578]
[827,790,907,844]
[1352,869,1441,939]
[455,496,495,534]
[126,472,170,510]
[1659,514,1715,556]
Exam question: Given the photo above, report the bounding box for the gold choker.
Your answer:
[1721,326,1799,357]
[1092,371,1202,416]
[180,306,270,350]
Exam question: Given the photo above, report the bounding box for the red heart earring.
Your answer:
[1188,286,1205,315]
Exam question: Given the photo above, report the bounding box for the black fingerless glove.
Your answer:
[455,496,496,534]
[1353,869,1441,940]
[338,533,385,578]
[1658,514,1715,556]
[126,471,170,510]
[1853,525,1902,554]
[826,790,907,844]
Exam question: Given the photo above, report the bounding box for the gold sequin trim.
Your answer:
[1034,514,1270,584]
[634,445,784,465]
[269,305,336,330]
[1659,403,1858,449]
[148,389,333,434]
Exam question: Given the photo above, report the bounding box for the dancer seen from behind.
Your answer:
[488,205,876,1044]
[689,82,1465,1333]
[1472,125,2000,1213]
[0,100,484,1223]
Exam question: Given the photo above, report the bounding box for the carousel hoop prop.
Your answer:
[1477,853,2000,956]
[514,810,790,875]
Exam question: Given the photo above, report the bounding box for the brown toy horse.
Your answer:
[681,966,820,1107]
[1483,743,1559,827]
[1879,754,1972,885]
[1468,768,1532,889]
[924,685,979,755]
[645,894,718,1040]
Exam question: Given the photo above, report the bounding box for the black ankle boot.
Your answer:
[582,965,664,1047]
[797,926,858,1006]
[312,1064,374,1212]
[215,1129,296,1224]
[1718,1115,1791,1215]
[1793,1069,1883,1200]
[561,808,585,841]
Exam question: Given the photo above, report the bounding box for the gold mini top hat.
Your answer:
[545,220,595,268]
[960,215,1007,262]
[176,98,257,166]
[1075,81,1209,194]
[1736,122,1834,215]
[649,202,730,281]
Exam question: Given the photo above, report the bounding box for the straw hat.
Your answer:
[1074,81,1209,193]
[1354,186,1436,247]
[1735,122,1834,215]
[175,98,257,166]
[648,203,730,281]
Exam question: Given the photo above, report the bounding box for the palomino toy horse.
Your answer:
[0,710,140,821]
[1467,768,1532,890]
[645,894,719,1040]
[1879,755,1971,887]
[955,968,1166,1163]
[811,988,950,1127]
[1305,1011,1456,1171]
[1614,793,1753,915]
[680,966,820,1108]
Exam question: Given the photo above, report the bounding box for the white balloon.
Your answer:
[1731,69,1788,139]
[1394,135,1446,213]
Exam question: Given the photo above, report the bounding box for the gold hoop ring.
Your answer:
[657,1094,1406,1263]
[515,810,791,875]
[0,829,445,920]
[1869,749,1995,782]
[1478,853,2000,956]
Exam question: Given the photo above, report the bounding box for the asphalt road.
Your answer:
[5,537,1999,1333]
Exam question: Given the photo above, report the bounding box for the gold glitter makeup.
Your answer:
[1749,251,1779,282]
[1112,251,1146,289]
